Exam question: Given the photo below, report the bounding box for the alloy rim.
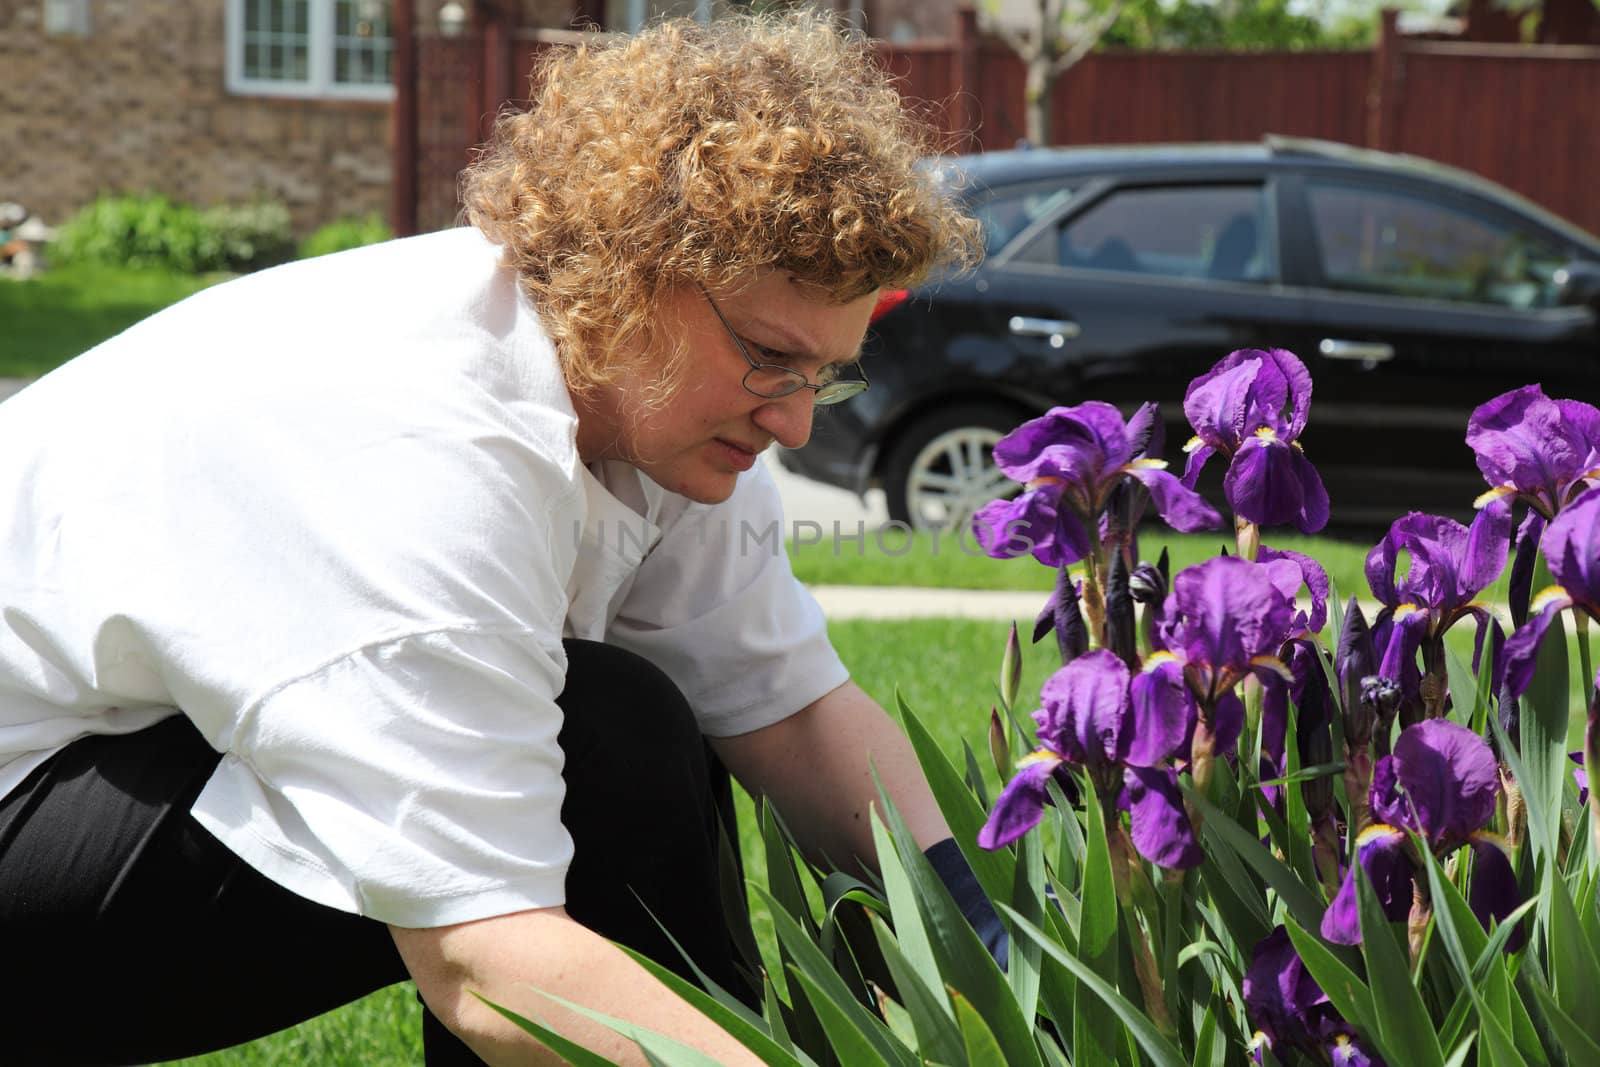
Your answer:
[904,427,1016,531]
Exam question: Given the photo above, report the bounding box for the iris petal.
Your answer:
[972,492,1051,560]
[1181,441,1217,490]
[1183,356,1260,451]
[1125,465,1221,533]
[1376,608,1428,693]
[1508,511,1546,628]
[1258,545,1330,633]
[1390,720,1499,842]
[1545,485,1600,607]
[1468,831,1524,952]
[1123,765,1203,869]
[1288,445,1330,533]
[1320,826,1412,944]
[1244,926,1329,1049]
[1461,496,1513,598]
[1039,650,1133,771]
[1467,385,1588,508]
[1127,656,1193,767]
[1223,434,1306,528]
[1504,597,1572,700]
[978,759,1059,850]
[1211,691,1246,759]
[1263,348,1314,440]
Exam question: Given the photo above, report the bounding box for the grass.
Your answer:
[789,527,1378,600]
[0,264,226,377]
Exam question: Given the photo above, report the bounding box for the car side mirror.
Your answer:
[1554,261,1600,313]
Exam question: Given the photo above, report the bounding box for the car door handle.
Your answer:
[1009,316,1081,348]
[1318,339,1395,363]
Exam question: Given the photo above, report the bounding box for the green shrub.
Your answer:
[298,213,394,260]
[52,193,293,275]
[200,201,295,274]
[53,195,216,273]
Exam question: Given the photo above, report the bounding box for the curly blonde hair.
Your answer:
[462,11,981,403]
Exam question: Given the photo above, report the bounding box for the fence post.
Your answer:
[390,0,418,237]
[1366,8,1404,151]
[479,0,516,142]
[950,4,980,151]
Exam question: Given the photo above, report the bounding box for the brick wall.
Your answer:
[0,0,392,234]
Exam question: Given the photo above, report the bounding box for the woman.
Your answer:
[0,13,991,1065]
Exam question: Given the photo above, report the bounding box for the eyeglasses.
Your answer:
[701,287,869,406]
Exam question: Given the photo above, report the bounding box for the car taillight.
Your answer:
[870,288,910,323]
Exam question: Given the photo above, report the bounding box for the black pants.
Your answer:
[0,640,753,1066]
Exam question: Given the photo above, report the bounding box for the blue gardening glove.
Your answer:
[924,837,1009,970]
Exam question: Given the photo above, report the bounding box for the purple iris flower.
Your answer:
[1181,348,1329,533]
[1364,501,1512,715]
[1258,543,1330,634]
[1138,556,1299,762]
[1245,927,1386,1067]
[1321,720,1519,947]
[979,650,1201,869]
[972,401,1219,567]
[1466,384,1600,520]
[1504,485,1600,699]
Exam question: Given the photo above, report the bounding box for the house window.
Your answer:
[227,0,394,100]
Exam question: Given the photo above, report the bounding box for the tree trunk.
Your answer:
[1025,56,1051,146]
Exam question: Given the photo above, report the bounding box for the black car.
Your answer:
[780,136,1600,531]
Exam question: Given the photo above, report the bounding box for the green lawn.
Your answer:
[789,527,1378,601]
[0,264,226,377]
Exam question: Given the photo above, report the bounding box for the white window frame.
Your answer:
[226,0,395,101]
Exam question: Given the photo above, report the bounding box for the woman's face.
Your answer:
[575,272,879,505]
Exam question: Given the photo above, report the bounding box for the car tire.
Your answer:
[882,403,1032,531]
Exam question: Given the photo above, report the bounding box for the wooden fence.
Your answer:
[401,13,1600,237]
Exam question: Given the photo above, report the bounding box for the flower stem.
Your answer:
[1501,763,1526,850]
[1107,819,1175,1039]
[1311,812,1344,901]
[1082,529,1107,648]
[1585,695,1600,871]
[1344,740,1373,837]
[1408,877,1433,970]
[1188,715,1217,836]
[1234,516,1259,562]
[1578,615,1593,705]
[1420,638,1449,719]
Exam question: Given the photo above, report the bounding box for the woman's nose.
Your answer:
[752,390,815,450]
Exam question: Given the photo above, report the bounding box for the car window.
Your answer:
[1306,181,1570,309]
[974,185,1075,256]
[1030,184,1276,283]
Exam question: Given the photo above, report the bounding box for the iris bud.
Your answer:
[1000,622,1022,711]
[1105,552,1137,668]
[988,706,1011,784]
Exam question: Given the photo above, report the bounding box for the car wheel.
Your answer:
[882,404,1031,531]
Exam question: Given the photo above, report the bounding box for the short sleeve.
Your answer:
[605,463,848,737]
[192,627,573,929]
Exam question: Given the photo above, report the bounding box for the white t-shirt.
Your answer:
[0,227,848,928]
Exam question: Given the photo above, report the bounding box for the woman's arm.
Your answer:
[709,680,952,877]
[390,906,762,1066]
